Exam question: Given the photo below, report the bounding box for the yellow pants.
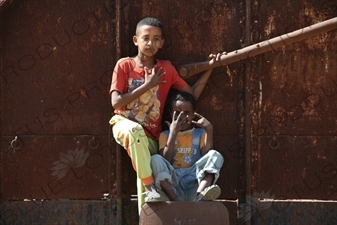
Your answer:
[110,115,158,213]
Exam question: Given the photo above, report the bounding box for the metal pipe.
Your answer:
[178,17,337,78]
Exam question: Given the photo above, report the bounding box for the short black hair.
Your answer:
[161,89,196,130]
[166,89,197,111]
[136,17,164,35]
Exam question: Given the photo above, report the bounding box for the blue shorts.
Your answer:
[150,150,224,201]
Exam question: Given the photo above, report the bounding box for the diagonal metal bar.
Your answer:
[178,17,337,79]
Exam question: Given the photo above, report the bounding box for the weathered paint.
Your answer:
[1,0,336,224]
[249,0,337,199]
[1,136,110,199]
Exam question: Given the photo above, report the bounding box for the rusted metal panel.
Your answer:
[0,200,115,225]
[1,0,112,136]
[256,201,337,225]
[212,135,243,198]
[0,0,115,201]
[249,0,337,205]
[1,135,110,199]
[257,136,337,200]
[254,48,337,136]
[1,0,336,224]
[125,0,242,62]
[178,17,337,78]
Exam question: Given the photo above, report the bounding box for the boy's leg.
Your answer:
[160,179,178,201]
[137,137,159,213]
[197,173,215,193]
[137,138,159,213]
[112,116,153,184]
[176,166,200,201]
[151,154,180,201]
[194,150,224,201]
[137,178,144,213]
[194,149,224,184]
[110,115,163,213]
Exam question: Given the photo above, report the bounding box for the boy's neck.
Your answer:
[179,126,194,132]
[133,55,156,69]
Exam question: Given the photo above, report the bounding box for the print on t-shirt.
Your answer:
[121,78,161,126]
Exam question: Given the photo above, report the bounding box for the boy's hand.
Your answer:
[144,65,166,87]
[191,112,212,131]
[208,52,225,65]
[165,111,187,134]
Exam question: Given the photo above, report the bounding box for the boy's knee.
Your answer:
[209,149,222,158]
[151,154,163,165]
[126,123,147,143]
[130,123,145,134]
[150,155,169,172]
[209,150,224,164]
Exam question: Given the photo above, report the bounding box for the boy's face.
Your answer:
[133,25,164,58]
[171,100,195,131]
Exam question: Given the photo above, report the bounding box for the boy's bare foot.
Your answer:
[160,179,179,201]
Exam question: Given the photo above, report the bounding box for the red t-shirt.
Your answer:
[110,57,187,140]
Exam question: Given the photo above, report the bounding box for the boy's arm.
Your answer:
[160,111,187,160]
[111,65,166,109]
[192,112,213,155]
[111,83,151,109]
[179,53,222,100]
[201,125,213,156]
[177,69,211,100]
[191,69,212,100]
[159,131,177,161]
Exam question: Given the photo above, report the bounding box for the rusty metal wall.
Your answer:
[250,0,337,199]
[1,0,336,224]
[0,0,118,224]
[244,0,337,224]
[1,0,113,199]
